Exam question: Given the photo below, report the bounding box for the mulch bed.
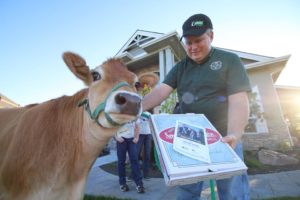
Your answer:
[100,160,300,177]
[100,148,300,177]
[100,161,163,178]
[247,163,300,175]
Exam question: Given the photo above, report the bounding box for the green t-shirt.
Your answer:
[163,47,251,135]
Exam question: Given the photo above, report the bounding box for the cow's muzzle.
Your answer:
[78,81,141,127]
[115,92,141,116]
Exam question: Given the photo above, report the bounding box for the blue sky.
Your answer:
[1,0,299,106]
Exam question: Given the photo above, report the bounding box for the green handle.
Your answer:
[210,179,216,200]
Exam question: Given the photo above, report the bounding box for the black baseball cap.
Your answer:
[180,14,213,41]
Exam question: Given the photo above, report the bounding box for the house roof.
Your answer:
[275,85,300,90]
[116,29,290,75]
[217,47,274,62]
[115,30,164,57]
[116,30,186,65]
[0,93,19,108]
[245,55,290,70]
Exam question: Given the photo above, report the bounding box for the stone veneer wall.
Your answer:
[243,123,291,150]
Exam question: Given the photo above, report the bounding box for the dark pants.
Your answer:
[116,138,143,186]
[136,134,152,177]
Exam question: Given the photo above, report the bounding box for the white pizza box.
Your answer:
[150,113,247,186]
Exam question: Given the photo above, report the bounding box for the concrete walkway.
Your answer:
[85,150,300,200]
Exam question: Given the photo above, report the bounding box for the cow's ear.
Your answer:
[62,52,93,85]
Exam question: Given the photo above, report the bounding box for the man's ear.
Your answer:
[62,52,93,85]
[209,31,214,42]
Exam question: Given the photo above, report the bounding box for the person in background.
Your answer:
[136,112,152,180]
[115,120,145,193]
[142,13,251,200]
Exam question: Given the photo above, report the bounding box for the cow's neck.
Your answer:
[82,111,117,160]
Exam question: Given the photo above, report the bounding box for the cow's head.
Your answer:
[63,52,142,128]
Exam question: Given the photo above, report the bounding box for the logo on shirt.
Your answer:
[210,61,222,70]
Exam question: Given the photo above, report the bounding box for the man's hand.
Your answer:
[133,137,139,144]
[221,135,239,149]
[115,136,124,143]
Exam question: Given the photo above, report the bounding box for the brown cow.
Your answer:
[0,52,142,200]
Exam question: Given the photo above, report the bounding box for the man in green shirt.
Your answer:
[143,13,250,200]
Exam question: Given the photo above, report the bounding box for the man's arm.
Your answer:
[142,83,174,111]
[221,91,249,148]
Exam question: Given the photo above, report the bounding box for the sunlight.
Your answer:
[277,52,300,87]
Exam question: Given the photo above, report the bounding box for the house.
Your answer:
[0,93,19,108]
[116,30,297,150]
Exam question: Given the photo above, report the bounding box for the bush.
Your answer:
[244,151,263,169]
[278,140,292,152]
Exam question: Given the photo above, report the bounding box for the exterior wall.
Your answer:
[242,132,293,150]
[243,65,291,150]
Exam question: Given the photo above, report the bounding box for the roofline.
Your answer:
[118,30,280,64]
[117,30,185,63]
[216,47,274,59]
[275,85,300,90]
[245,55,291,70]
[115,29,164,56]
[139,30,180,49]
[0,93,20,106]
[116,29,292,74]
[117,31,179,57]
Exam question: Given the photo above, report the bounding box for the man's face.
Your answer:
[183,30,213,64]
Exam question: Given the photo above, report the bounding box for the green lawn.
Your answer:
[259,197,300,200]
[84,195,133,200]
[84,194,300,200]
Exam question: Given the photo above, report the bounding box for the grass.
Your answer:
[259,197,300,200]
[84,194,133,200]
[84,194,300,200]
[83,194,300,200]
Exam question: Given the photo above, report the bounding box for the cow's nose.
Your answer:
[115,92,141,115]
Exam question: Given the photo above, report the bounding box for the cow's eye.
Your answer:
[135,81,142,89]
[92,71,101,81]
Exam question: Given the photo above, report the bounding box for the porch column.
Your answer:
[159,48,174,83]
